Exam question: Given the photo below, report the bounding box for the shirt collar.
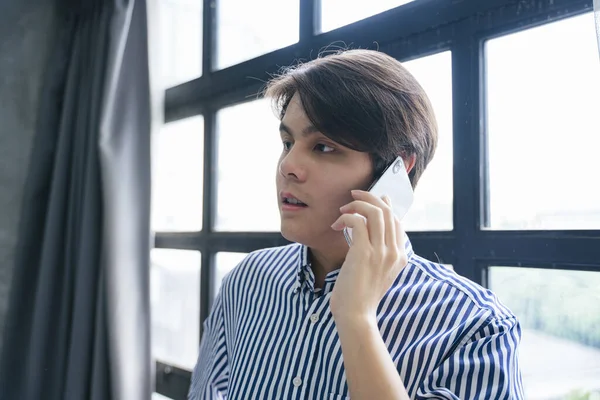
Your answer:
[296,244,311,283]
[296,233,415,284]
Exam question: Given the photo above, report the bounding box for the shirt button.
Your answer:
[310,314,319,324]
[292,377,302,387]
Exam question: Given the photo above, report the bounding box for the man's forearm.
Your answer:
[335,315,410,400]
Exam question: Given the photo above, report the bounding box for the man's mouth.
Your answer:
[281,192,308,207]
[283,198,307,206]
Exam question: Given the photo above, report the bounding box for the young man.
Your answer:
[188,49,524,399]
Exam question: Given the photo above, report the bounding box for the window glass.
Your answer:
[156,0,202,87]
[486,13,600,230]
[402,51,453,232]
[489,266,600,398]
[320,0,416,33]
[151,116,204,232]
[151,249,201,370]
[215,100,281,231]
[216,0,299,69]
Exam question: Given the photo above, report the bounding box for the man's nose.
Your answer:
[278,149,307,182]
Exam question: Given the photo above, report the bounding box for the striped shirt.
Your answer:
[188,238,524,399]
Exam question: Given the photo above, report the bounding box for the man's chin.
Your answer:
[280,221,315,245]
[280,224,302,244]
[280,222,342,249]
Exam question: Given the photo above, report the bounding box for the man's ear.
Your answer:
[403,154,417,174]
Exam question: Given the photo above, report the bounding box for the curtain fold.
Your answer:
[595,0,600,57]
[0,0,151,399]
[99,0,153,398]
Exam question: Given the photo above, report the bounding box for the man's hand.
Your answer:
[330,189,409,324]
[329,189,411,400]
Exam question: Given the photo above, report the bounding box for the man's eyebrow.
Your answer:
[279,122,320,137]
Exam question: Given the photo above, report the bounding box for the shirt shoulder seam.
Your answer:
[408,255,515,320]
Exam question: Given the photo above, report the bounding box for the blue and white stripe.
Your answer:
[189,238,524,399]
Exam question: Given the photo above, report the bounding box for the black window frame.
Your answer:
[153,0,599,397]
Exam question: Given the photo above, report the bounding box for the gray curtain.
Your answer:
[595,0,600,57]
[0,0,152,398]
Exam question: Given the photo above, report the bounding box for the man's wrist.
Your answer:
[333,311,379,333]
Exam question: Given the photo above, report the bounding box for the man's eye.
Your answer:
[282,141,292,151]
[315,143,335,153]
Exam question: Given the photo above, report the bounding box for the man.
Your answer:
[188,49,524,399]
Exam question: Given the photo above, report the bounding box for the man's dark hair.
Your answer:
[264,49,438,188]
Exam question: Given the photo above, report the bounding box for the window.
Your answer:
[214,252,248,297]
[151,249,201,370]
[151,116,204,232]
[156,0,202,88]
[215,0,299,69]
[488,266,600,399]
[486,13,600,230]
[320,0,415,33]
[401,51,453,232]
[215,99,282,231]
[153,1,600,398]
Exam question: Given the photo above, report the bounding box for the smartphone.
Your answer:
[343,156,414,246]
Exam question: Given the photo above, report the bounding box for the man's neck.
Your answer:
[308,244,347,289]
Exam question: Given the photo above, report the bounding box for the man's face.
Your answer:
[276,94,373,249]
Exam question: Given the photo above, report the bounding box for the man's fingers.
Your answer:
[394,217,404,248]
[347,191,396,247]
[394,217,409,267]
[381,195,397,248]
[331,213,369,244]
[339,200,384,246]
[351,190,387,207]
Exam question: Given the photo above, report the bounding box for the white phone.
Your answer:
[343,156,414,246]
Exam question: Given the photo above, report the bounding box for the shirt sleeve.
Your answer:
[416,316,525,399]
[188,291,229,400]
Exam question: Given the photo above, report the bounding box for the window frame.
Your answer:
[153,0,599,397]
